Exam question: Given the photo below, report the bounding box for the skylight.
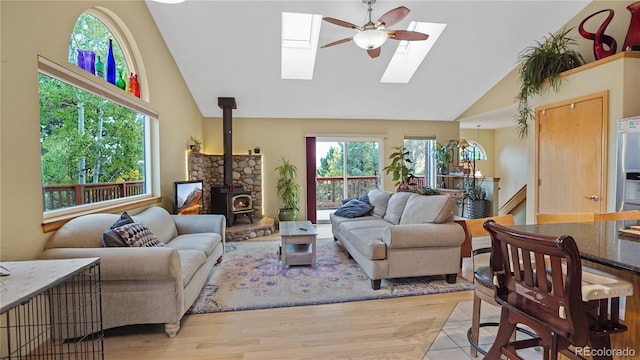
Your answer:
[281,12,322,80]
[381,22,447,84]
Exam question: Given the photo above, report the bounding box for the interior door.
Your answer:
[536,92,608,214]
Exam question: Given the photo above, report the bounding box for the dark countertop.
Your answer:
[511,220,640,275]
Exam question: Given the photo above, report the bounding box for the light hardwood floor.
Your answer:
[105,292,474,360]
[104,225,475,359]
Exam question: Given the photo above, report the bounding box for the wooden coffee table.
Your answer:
[279,220,318,268]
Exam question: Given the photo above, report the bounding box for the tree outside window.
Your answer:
[39,11,148,213]
[69,13,129,82]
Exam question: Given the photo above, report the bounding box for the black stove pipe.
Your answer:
[218,97,237,186]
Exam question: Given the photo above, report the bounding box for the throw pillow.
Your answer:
[102,212,134,247]
[382,192,412,225]
[341,193,370,205]
[399,195,455,224]
[358,193,370,204]
[333,199,373,218]
[367,189,392,217]
[113,222,166,248]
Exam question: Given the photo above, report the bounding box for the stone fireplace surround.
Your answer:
[188,152,273,240]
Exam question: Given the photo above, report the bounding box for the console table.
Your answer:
[0,257,103,359]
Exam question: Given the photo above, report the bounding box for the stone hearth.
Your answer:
[188,152,262,221]
[226,216,275,241]
[188,152,272,239]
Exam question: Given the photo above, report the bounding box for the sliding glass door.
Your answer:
[315,138,382,223]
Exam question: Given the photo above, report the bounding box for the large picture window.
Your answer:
[39,9,156,219]
[39,71,147,212]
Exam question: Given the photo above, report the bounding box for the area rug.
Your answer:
[187,238,474,314]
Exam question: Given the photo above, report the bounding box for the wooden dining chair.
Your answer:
[483,220,629,360]
[594,210,640,221]
[460,214,528,357]
[536,212,595,224]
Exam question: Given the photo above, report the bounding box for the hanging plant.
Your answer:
[516,28,584,138]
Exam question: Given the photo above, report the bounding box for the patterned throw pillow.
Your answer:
[112,222,166,248]
[102,212,134,247]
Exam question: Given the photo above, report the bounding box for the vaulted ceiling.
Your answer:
[146,1,592,128]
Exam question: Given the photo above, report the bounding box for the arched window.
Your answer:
[460,140,487,161]
[68,13,130,84]
[39,8,156,224]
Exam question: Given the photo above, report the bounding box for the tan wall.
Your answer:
[203,117,460,220]
[459,128,495,177]
[0,1,461,260]
[462,0,635,119]
[526,55,640,223]
[0,1,203,260]
[494,126,528,209]
[459,1,639,224]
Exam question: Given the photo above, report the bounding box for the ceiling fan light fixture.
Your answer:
[353,29,388,50]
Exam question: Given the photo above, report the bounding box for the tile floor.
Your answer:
[424,299,543,360]
[314,221,544,359]
[424,232,543,359]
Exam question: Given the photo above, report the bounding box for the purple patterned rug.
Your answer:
[187,239,473,314]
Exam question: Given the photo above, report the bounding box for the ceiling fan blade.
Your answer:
[388,30,429,41]
[323,17,361,30]
[375,6,410,28]
[321,37,353,48]
[367,48,381,58]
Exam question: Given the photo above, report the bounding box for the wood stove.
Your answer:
[209,97,255,226]
[211,186,253,227]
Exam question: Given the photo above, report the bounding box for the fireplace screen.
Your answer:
[232,194,252,213]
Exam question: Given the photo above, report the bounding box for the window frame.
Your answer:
[459,139,487,161]
[38,56,160,230]
[404,136,437,188]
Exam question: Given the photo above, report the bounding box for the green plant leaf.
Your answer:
[516,27,584,138]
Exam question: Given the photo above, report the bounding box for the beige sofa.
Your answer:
[331,189,464,290]
[40,206,225,337]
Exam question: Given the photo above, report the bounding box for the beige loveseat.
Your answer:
[40,206,225,337]
[331,189,464,290]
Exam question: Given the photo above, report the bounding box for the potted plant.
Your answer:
[516,27,584,138]
[434,142,452,175]
[464,178,487,219]
[383,146,415,190]
[410,187,441,196]
[189,136,202,152]
[275,157,300,221]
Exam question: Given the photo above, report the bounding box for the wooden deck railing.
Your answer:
[43,181,145,211]
[316,176,378,208]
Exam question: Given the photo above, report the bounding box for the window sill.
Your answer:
[41,196,162,233]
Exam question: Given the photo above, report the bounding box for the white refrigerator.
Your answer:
[616,116,640,211]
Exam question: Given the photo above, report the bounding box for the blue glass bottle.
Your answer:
[106,39,116,85]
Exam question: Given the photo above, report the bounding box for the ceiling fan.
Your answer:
[321,0,429,58]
